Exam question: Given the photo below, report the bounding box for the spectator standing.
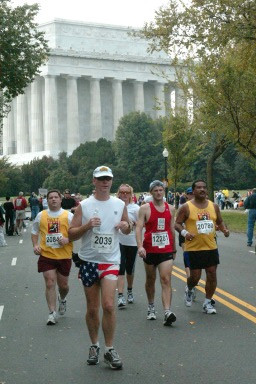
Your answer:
[244,188,256,246]
[14,192,28,235]
[29,192,40,221]
[3,196,15,235]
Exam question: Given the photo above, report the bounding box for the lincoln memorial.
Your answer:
[1,19,185,165]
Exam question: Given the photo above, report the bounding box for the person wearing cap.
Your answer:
[175,179,229,314]
[14,191,28,235]
[68,165,131,370]
[61,189,77,212]
[136,180,177,326]
[31,189,73,325]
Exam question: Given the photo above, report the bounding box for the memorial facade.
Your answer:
[1,19,183,165]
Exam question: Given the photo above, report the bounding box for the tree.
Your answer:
[0,157,27,196]
[114,112,165,192]
[138,0,256,195]
[21,156,58,193]
[0,0,49,119]
[162,111,202,193]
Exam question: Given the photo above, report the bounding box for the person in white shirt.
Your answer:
[68,166,131,370]
[116,184,140,309]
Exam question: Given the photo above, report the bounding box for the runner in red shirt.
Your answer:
[136,180,177,326]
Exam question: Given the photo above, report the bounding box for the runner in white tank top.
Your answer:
[69,166,131,370]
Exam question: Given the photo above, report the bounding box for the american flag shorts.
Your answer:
[79,261,119,287]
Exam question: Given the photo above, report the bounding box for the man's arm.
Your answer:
[31,233,41,255]
[169,205,177,258]
[214,204,230,237]
[136,204,148,258]
[68,204,94,241]
[115,206,131,234]
[175,204,195,241]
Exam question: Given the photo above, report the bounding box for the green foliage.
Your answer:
[114,112,165,191]
[0,0,49,118]
[162,112,202,191]
[0,157,26,196]
[21,156,58,193]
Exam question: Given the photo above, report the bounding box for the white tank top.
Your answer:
[79,195,125,264]
[119,203,139,246]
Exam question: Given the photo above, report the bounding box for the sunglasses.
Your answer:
[96,176,112,181]
[119,191,131,195]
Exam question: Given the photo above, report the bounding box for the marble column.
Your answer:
[175,86,186,111]
[134,81,145,112]
[90,78,102,141]
[31,77,44,152]
[67,76,80,153]
[112,79,123,137]
[44,75,59,153]
[155,83,166,118]
[16,93,30,154]
[2,105,15,155]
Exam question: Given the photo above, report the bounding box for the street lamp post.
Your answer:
[162,147,169,200]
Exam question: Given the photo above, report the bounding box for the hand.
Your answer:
[58,236,70,246]
[223,228,230,237]
[89,217,101,229]
[33,245,41,255]
[185,232,195,241]
[138,246,146,259]
[115,221,129,232]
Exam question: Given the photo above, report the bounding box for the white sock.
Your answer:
[105,346,113,353]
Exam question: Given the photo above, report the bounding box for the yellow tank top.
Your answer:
[40,210,73,260]
[185,200,217,251]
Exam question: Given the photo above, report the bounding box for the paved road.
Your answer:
[0,222,256,384]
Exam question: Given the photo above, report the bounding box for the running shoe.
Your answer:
[127,291,134,304]
[191,287,196,301]
[87,345,100,365]
[47,311,58,325]
[58,295,67,315]
[147,305,156,320]
[117,295,126,309]
[163,311,176,326]
[211,298,216,306]
[184,285,193,307]
[203,301,217,314]
[104,348,123,370]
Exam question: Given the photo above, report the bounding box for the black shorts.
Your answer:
[143,252,174,267]
[119,244,137,275]
[186,249,219,270]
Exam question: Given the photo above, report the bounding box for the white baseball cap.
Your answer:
[93,166,113,178]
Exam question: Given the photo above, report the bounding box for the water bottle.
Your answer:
[92,208,100,233]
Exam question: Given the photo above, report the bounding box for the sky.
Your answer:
[10,0,169,27]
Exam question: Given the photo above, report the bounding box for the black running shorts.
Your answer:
[187,249,219,270]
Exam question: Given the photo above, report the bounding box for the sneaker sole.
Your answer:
[118,305,126,309]
[147,315,156,320]
[104,359,123,370]
[47,321,56,325]
[163,313,176,326]
[87,360,99,365]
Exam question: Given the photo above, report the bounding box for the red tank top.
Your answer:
[143,201,174,253]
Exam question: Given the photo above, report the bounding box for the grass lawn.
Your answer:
[221,210,248,233]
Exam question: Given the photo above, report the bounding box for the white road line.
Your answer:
[0,306,4,320]
[19,239,23,244]
[249,251,256,254]
[24,229,27,232]
[11,258,17,266]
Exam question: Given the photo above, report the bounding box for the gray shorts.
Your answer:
[16,210,25,219]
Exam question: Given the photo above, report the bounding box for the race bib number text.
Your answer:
[152,231,170,248]
[196,220,214,234]
[46,233,62,248]
[91,233,113,253]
